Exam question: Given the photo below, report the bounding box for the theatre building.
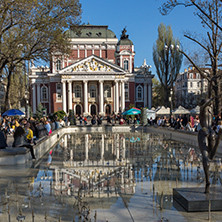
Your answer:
[29,25,154,116]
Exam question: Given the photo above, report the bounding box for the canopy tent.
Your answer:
[122,108,141,115]
[155,106,170,115]
[2,109,25,116]
[190,106,200,114]
[172,106,190,115]
[145,109,156,120]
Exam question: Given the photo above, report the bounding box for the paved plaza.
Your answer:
[1,126,222,222]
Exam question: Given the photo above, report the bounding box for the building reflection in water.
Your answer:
[32,132,222,212]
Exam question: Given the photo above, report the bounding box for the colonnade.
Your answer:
[61,79,125,115]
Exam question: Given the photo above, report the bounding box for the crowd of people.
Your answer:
[0,115,68,158]
[0,112,222,156]
[150,113,222,133]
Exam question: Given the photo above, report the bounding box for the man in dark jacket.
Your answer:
[36,121,48,138]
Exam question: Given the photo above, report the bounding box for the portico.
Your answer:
[59,55,126,116]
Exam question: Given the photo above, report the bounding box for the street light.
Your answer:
[164,44,180,110]
[169,88,173,116]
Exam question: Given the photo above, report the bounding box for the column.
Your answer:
[37,84,40,106]
[77,44,80,58]
[120,55,123,68]
[62,81,67,113]
[121,81,125,112]
[144,82,147,107]
[99,80,104,115]
[115,80,119,113]
[83,80,88,115]
[99,45,102,57]
[85,45,87,57]
[148,82,152,109]
[32,84,36,113]
[92,45,94,54]
[68,80,72,111]
[113,84,116,112]
[130,55,132,73]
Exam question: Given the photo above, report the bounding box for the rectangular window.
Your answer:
[56,83,61,92]
[56,93,62,101]
[124,83,129,100]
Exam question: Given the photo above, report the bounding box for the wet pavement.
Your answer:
[1,131,222,221]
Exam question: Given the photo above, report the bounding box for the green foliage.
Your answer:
[0,0,82,109]
[36,103,43,119]
[68,109,76,125]
[128,104,135,109]
[53,110,66,120]
[152,78,164,108]
[153,23,183,106]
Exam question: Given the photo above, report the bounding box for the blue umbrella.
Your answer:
[2,109,25,116]
[122,108,141,115]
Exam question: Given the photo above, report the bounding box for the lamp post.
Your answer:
[0,75,4,115]
[164,44,180,109]
[170,88,173,116]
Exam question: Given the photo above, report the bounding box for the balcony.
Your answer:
[73,97,83,103]
[89,97,97,103]
[104,97,113,103]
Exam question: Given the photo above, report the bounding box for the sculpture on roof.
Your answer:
[120,27,129,39]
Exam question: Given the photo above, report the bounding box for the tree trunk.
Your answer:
[4,70,13,111]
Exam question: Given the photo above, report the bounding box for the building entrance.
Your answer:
[76,105,81,115]
[105,104,111,115]
[91,104,96,115]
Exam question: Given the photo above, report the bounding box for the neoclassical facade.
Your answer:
[29,25,154,116]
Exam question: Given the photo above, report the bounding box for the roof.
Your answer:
[68,24,116,38]
[117,38,133,46]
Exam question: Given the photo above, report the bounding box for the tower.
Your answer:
[115,28,135,73]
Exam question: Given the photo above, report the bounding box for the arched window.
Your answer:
[41,86,48,102]
[90,85,97,98]
[104,85,111,98]
[124,60,129,70]
[136,85,143,101]
[56,60,61,70]
[74,85,81,98]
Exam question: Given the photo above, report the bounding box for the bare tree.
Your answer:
[159,0,222,115]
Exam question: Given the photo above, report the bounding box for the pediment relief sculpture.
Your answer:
[65,59,114,73]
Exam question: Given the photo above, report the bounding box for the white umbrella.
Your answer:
[172,106,190,115]
[190,105,200,114]
[155,106,170,115]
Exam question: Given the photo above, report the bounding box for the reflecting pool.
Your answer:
[0,132,222,222]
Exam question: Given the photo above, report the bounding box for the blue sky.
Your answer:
[80,0,205,76]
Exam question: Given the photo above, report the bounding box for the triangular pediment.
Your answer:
[58,55,125,74]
